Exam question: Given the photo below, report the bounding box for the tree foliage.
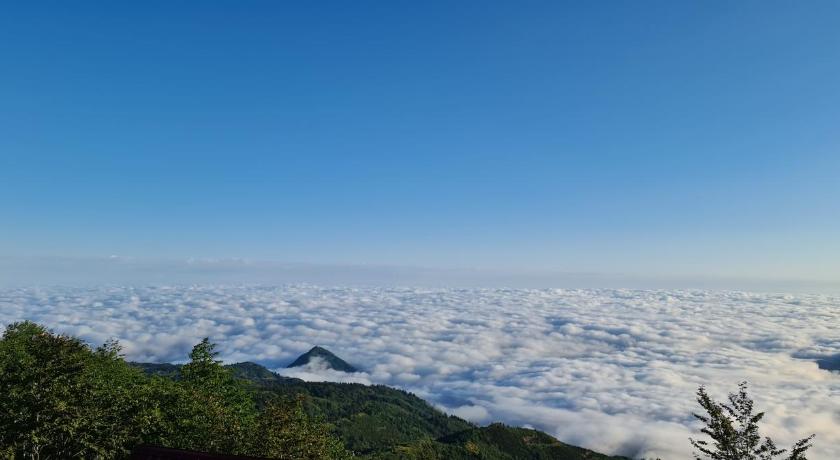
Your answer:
[0,322,151,459]
[690,382,814,460]
[253,395,353,460]
[0,321,351,459]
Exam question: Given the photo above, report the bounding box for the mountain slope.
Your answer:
[246,369,628,459]
[429,423,628,460]
[132,357,627,459]
[257,379,472,455]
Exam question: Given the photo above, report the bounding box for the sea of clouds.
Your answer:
[1,285,838,459]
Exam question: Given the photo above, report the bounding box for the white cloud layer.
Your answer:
[1,285,838,459]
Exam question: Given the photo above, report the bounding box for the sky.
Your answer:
[2,1,840,287]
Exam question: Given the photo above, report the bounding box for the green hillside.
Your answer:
[2,320,624,460]
[1,322,351,459]
[130,357,627,459]
[426,424,627,460]
[249,369,627,459]
[132,358,624,459]
[257,380,473,455]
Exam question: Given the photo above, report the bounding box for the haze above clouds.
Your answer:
[3,256,839,294]
[2,285,838,459]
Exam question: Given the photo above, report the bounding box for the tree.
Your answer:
[162,338,258,455]
[252,395,353,460]
[690,382,814,460]
[0,321,151,459]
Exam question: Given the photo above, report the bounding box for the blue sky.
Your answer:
[1,1,839,285]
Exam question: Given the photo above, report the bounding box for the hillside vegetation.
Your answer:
[134,358,628,459]
[1,321,626,459]
[0,322,349,459]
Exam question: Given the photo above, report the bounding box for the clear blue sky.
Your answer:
[2,1,839,284]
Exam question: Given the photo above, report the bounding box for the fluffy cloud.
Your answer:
[1,286,839,459]
[277,357,374,385]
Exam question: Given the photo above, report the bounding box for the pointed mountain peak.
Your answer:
[287,346,358,373]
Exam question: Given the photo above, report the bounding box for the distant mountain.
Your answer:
[287,346,358,373]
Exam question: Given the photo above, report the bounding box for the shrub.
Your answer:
[690,382,814,460]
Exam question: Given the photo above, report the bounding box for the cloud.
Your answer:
[1,285,839,459]
[275,357,373,385]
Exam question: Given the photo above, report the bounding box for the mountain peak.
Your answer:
[287,346,358,373]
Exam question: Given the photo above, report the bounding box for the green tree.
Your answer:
[253,395,353,460]
[0,321,150,459]
[690,382,814,460]
[161,338,258,455]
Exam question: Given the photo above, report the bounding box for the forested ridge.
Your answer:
[0,321,626,459]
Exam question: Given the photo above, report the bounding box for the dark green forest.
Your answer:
[0,321,626,459]
[0,322,349,459]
